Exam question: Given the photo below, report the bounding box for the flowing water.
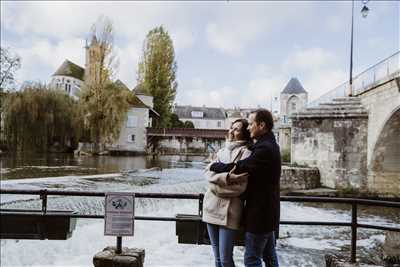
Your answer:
[0,154,399,266]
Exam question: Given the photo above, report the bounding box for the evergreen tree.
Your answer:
[137,26,177,128]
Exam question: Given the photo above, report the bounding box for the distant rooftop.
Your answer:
[115,80,149,109]
[53,59,85,81]
[174,105,226,120]
[133,83,152,96]
[281,77,307,94]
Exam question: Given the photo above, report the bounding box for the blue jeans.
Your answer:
[207,223,237,267]
[244,231,279,267]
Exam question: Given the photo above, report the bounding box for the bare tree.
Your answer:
[79,16,128,154]
[0,47,21,91]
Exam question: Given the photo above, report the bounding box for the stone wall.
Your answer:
[291,98,369,189]
[280,166,320,190]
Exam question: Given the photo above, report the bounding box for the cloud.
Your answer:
[283,47,337,72]
[245,76,286,108]
[2,1,198,86]
[205,3,314,56]
[282,47,346,101]
[14,38,85,86]
[113,43,142,88]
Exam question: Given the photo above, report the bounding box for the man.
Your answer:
[210,109,281,267]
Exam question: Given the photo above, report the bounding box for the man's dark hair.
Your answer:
[232,118,251,142]
[251,109,274,132]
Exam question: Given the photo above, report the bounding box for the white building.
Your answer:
[50,60,84,99]
[174,105,226,129]
[107,81,158,153]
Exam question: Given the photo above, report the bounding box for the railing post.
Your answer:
[40,189,47,214]
[351,202,358,263]
[198,193,204,217]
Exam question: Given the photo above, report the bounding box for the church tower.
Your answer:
[84,36,100,84]
[280,77,308,123]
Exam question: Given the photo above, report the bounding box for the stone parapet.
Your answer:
[281,166,320,190]
[292,97,368,119]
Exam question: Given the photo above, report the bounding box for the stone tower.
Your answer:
[280,77,308,123]
[84,36,100,84]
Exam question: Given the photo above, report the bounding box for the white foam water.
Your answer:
[1,168,398,266]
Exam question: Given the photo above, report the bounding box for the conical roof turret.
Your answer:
[282,77,307,94]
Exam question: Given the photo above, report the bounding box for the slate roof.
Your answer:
[174,105,226,120]
[53,59,85,80]
[281,77,307,94]
[115,80,149,109]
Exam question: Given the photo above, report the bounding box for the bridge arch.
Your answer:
[368,106,400,195]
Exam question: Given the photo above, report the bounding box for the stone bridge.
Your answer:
[291,52,400,197]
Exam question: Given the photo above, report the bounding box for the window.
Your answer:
[291,102,297,112]
[127,116,138,128]
[130,134,135,142]
[217,121,222,128]
[65,84,71,93]
[287,95,299,115]
[191,111,204,118]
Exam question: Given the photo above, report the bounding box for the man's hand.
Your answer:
[227,165,249,185]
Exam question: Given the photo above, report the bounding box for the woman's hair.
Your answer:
[232,118,251,142]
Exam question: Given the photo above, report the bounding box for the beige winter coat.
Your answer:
[202,141,251,230]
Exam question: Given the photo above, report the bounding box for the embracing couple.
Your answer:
[203,109,281,267]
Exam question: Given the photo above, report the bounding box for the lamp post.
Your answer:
[348,0,370,96]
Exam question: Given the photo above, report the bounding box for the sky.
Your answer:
[1,1,399,109]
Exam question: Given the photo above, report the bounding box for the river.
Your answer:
[0,153,399,266]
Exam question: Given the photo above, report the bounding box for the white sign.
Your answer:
[104,192,135,236]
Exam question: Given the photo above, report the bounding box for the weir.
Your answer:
[1,188,399,264]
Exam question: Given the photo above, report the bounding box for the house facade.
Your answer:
[174,105,227,129]
[105,81,156,153]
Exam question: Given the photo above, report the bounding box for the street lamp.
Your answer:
[348,0,370,96]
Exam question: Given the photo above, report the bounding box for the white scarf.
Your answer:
[217,140,248,163]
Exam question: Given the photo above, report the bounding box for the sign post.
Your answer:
[104,192,135,254]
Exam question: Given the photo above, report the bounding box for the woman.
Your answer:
[203,119,252,267]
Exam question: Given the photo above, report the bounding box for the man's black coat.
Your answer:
[210,132,281,234]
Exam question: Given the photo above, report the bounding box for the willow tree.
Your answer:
[137,26,177,128]
[2,84,83,152]
[79,16,129,153]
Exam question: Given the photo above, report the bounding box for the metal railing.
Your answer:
[308,51,400,108]
[1,188,399,263]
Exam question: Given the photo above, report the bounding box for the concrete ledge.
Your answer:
[93,246,145,267]
[325,254,383,267]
